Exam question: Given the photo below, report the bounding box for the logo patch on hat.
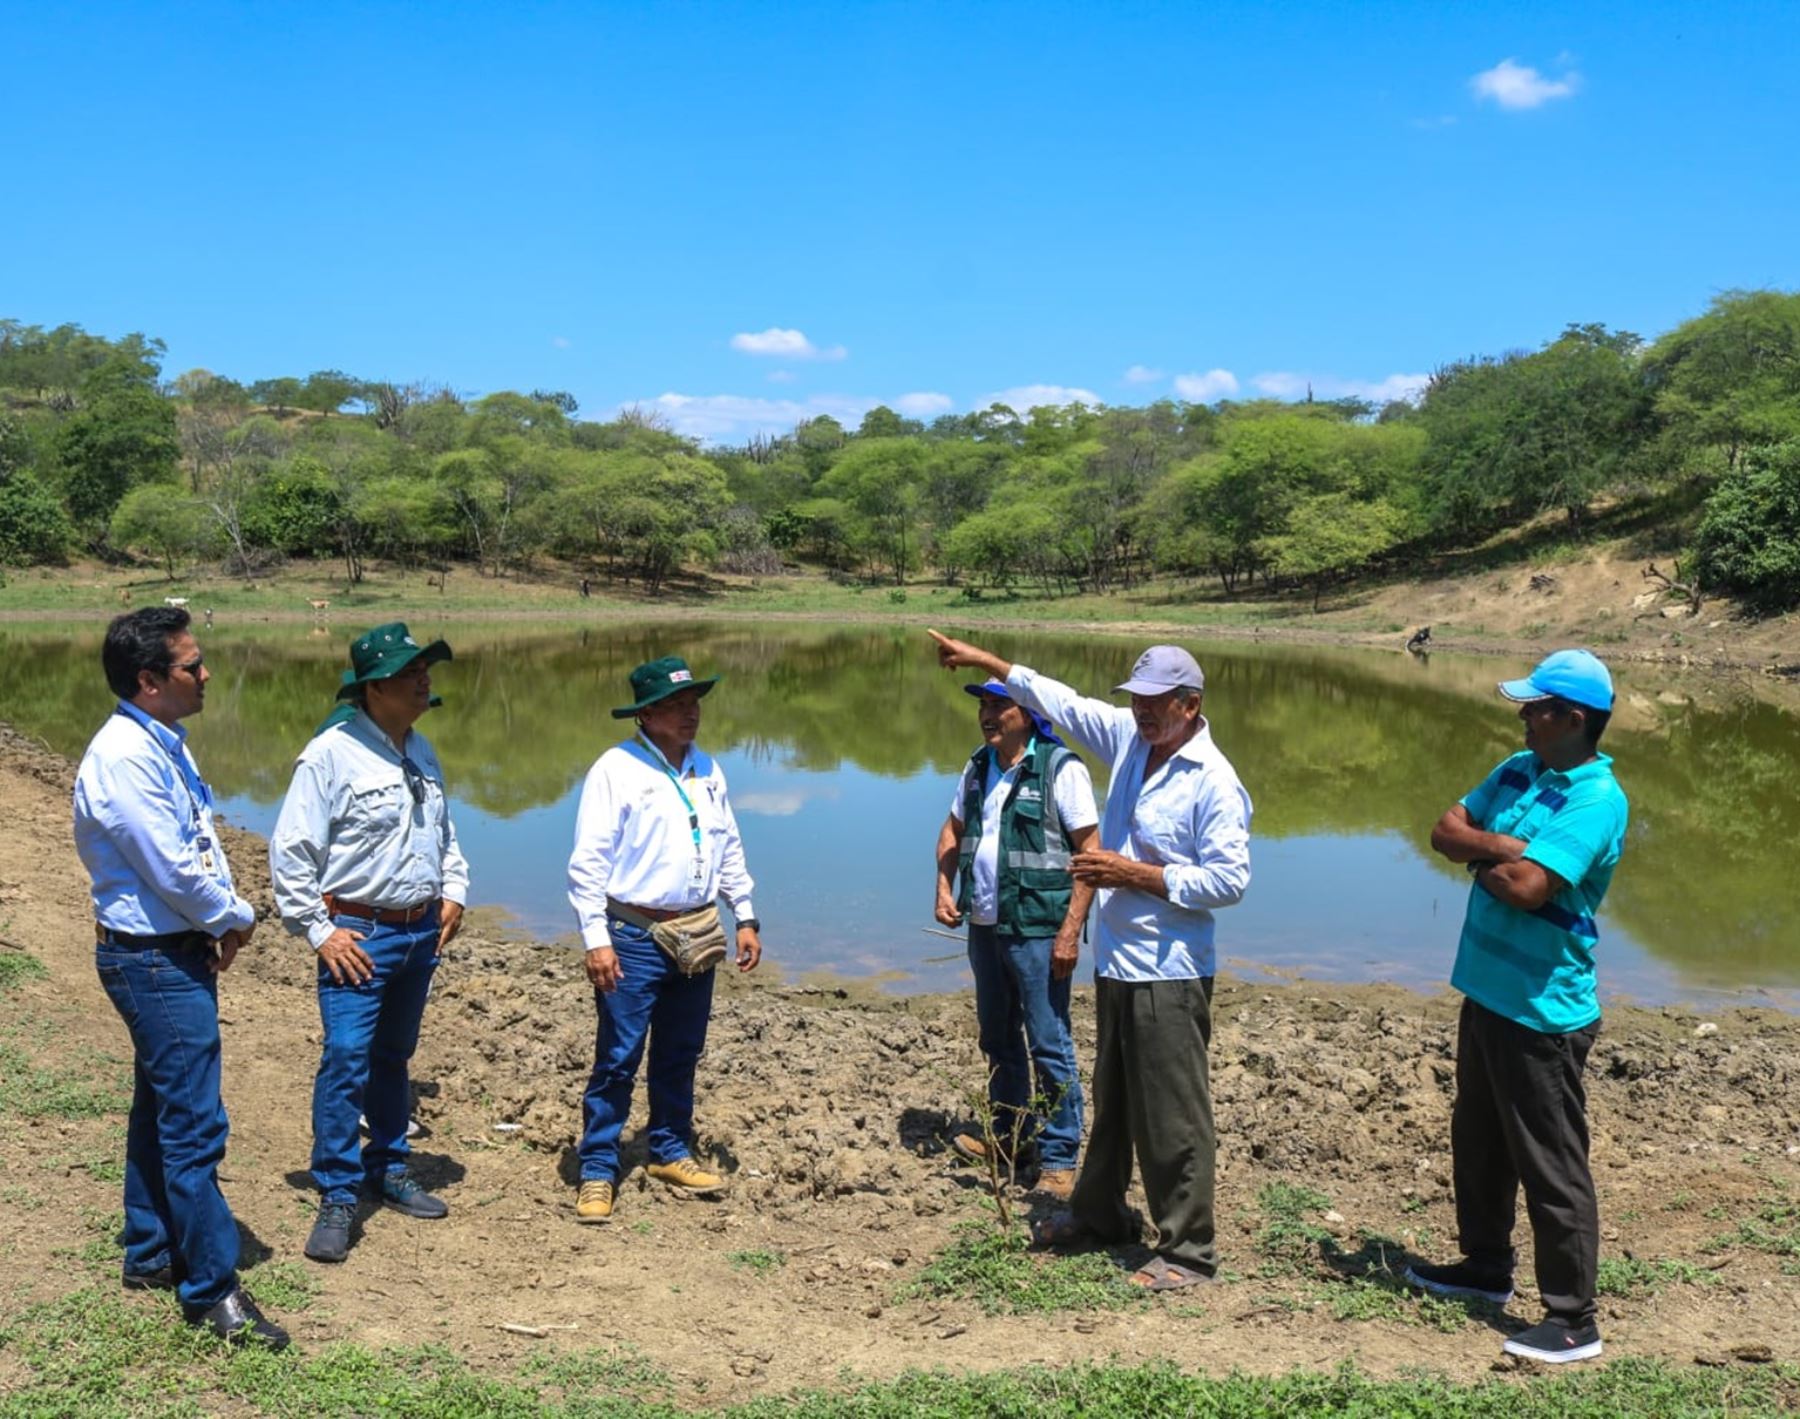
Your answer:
[670,669,693,683]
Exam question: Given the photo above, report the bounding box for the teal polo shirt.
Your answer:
[1450,750,1630,1034]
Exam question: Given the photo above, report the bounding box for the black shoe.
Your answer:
[184,1288,290,1351]
[1403,1259,1514,1305]
[1503,1316,1604,1364]
[304,1201,356,1262]
[121,1264,176,1292]
[374,1172,448,1219]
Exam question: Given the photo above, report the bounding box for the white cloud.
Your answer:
[550,336,572,349]
[1251,370,1431,405]
[1123,364,1164,385]
[894,391,954,418]
[729,327,848,361]
[1470,58,1579,110]
[976,384,1101,412]
[766,369,796,384]
[1172,368,1240,402]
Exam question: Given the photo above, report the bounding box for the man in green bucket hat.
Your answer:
[566,655,763,1224]
[269,622,470,1265]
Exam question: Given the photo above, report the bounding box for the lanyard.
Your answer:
[637,734,704,874]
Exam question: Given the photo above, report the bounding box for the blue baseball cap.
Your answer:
[964,680,1064,745]
[1497,649,1615,712]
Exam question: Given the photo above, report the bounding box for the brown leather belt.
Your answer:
[606,896,683,923]
[325,894,437,926]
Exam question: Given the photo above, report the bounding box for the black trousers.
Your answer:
[1069,975,1216,1274]
[1451,997,1600,1324]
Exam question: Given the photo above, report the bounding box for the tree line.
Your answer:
[2,289,1797,609]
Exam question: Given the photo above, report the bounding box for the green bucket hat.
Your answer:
[334,621,453,702]
[611,656,720,719]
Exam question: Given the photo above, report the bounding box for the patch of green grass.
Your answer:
[1252,1181,1333,1275]
[0,1289,1796,1417]
[725,1249,786,1275]
[902,1222,1146,1316]
[1595,1256,1719,1298]
[0,950,48,990]
[629,1220,654,1236]
[243,1261,321,1313]
[0,1040,128,1121]
[1664,1190,1694,1212]
[1707,1195,1800,1258]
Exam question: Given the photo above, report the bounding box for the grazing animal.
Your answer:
[164,596,190,609]
[308,598,331,614]
[1405,625,1432,655]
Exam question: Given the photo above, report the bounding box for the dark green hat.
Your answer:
[611,656,719,719]
[334,621,453,702]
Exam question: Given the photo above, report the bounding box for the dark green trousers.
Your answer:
[1069,974,1216,1274]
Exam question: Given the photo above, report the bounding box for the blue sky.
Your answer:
[5,1,1796,441]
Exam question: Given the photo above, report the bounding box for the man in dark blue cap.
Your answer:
[1406,649,1629,1365]
[933,679,1099,1200]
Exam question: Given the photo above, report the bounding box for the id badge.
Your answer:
[197,834,218,875]
[691,855,705,884]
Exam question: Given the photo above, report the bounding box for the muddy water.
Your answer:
[6,618,1796,1006]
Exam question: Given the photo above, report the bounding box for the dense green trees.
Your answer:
[3,291,1799,608]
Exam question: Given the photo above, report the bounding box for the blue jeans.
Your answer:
[311,910,439,1204]
[95,940,241,1311]
[967,924,1084,1170]
[578,918,715,1182]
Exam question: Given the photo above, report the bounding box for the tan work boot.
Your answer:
[647,1157,726,1196]
[950,1132,1032,1170]
[574,1179,615,1224]
[1034,1168,1076,1202]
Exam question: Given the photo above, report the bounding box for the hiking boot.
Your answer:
[1403,1258,1513,1305]
[1033,1168,1076,1202]
[1503,1316,1604,1364]
[575,1179,616,1224]
[185,1288,290,1351]
[374,1171,449,1219]
[304,1201,356,1263]
[949,1132,1033,1170]
[122,1263,176,1292]
[646,1156,727,1196]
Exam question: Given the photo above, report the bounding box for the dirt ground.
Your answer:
[1,723,1796,1402]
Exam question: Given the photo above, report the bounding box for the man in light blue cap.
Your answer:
[1406,649,1629,1365]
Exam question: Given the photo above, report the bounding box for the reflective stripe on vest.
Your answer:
[955,738,1076,931]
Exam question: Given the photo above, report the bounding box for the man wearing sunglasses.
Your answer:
[1405,650,1629,1365]
[73,608,288,1349]
[269,622,469,1265]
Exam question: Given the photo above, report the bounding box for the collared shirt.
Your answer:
[1006,665,1253,981]
[567,737,756,952]
[1452,750,1629,1034]
[268,709,470,949]
[948,750,1098,927]
[73,701,255,939]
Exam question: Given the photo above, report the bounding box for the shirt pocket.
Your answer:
[346,770,408,841]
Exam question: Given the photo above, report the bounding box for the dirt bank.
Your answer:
[0,724,1795,1402]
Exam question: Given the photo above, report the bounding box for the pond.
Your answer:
[7,617,1798,1009]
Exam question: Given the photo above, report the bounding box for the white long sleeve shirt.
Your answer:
[73,702,256,939]
[268,710,470,949]
[567,737,756,952]
[1006,664,1252,981]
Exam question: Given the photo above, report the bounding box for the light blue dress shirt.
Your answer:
[73,701,255,938]
[1006,665,1253,981]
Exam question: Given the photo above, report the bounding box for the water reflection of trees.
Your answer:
[5,622,1796,985]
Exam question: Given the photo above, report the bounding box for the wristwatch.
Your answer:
[738,917,761,933]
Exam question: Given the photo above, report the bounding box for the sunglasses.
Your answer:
[400,756,429,805]
[170,657,205,678]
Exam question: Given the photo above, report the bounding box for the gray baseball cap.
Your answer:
[1115,645,1205,696]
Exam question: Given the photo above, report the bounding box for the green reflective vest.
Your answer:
[955,737,1077,938]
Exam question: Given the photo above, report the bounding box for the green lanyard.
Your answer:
[638,734,704,877]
